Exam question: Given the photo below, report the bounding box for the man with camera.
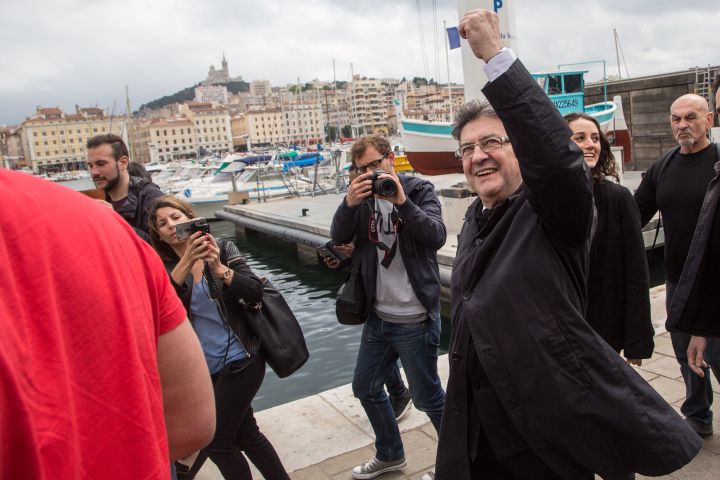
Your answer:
[331,134,446,479]
[86,133,164,240]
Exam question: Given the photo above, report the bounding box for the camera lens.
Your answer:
[376,178,396,196]
[371,170,397,197]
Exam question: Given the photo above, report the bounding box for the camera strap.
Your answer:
[368,201,400,268]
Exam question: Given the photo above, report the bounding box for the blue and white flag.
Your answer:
[446,26,460,50]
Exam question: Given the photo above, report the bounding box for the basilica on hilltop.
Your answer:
[202,53,243,85]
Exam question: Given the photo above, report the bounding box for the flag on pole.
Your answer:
[446,26,461,49]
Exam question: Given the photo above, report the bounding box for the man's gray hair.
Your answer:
[451,100,498,140]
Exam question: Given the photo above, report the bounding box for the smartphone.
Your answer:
[316,242,350,262]
[176,218,210,241]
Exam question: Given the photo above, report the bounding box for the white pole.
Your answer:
[457,0,518,102]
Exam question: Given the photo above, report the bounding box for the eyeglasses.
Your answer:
[455,136,511,161]
[353,153,388,174]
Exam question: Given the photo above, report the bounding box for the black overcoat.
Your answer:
[586,182,654,358]
[435,59,701,480]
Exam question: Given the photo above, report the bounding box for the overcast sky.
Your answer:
[1,0,718,126]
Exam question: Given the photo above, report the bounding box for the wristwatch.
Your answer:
[222,267,232,279]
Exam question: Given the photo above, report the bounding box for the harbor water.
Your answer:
[210,220,453,411]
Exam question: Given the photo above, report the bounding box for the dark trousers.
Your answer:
[206,352,289,480]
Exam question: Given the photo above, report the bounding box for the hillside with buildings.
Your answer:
[2,54,464,173]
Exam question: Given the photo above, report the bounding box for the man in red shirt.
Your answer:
[0,170,215,479]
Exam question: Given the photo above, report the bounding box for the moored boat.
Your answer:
[401,69,620,175]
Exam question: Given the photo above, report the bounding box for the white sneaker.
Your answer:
[352,456,407,479]
[420,470,435,480]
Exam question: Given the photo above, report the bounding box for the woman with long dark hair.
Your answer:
[148,196,289,480]
[565,112,654,365]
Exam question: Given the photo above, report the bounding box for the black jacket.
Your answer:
[165,240,264,356]
[330,175,446,319]
[666,156,720,336]
[586,181,654,358]
[108,176,164,241]
[435,59,701,480]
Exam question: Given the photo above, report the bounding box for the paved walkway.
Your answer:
[191,286,719,480]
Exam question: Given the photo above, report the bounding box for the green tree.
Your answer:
[139,84,198,111]
[412,77,429,87]
[341,124,353,138]
[225,80,250,93]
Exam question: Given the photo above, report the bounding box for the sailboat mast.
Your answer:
[125,85,135,161]
[443,19,453,122]
[614,28,622,80]
[333,59,340,142]
[350,63,357,138]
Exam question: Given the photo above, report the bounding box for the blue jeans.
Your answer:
[352,311,445,461]
[667,281,720,428]
[385,361,408,399]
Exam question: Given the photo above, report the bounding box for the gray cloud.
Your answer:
[1,0,718,125]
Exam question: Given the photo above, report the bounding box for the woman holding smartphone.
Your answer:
[565,112,654,365]
[148,196,288,480]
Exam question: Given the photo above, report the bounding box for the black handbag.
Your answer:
[243,278,309,378]
[335,256,368,325]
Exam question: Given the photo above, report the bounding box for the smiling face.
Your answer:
[154,206,191,246]
[568,117,601,169]
[459,116,522,208]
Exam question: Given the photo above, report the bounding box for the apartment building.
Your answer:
[0,127,23,168]
[320,89,351,133]
[230,113,249,149]
[348,76,388,135]
[179,102,233,156]
[404,85,465,122]
[245,108,286,145]
[284,105,323,144]
[194,85,229,104]
[132,116,196,163]
[243,104,324,146]
[21,106,125,173]
[249,80,272,97]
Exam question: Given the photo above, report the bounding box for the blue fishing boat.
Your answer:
[531,69,616,128]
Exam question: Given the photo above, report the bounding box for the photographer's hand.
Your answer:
[205,235,233,284]
[346,172,373,207]
[322,256,341,269]
[171,232,209,285]
[321,243,354,270]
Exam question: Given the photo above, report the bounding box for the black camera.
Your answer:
[175,217,211,241]
[370,169,397,197]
